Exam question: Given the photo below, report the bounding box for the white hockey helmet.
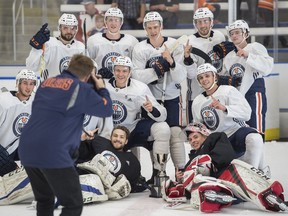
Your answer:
[143,11,163,29]
[193,7,214,21]
[226,20,250,37]
[105,7,124,21]
[184,122,211,137]
[113,56,133,69]
[58,13,78,28]
[16,69,37,85]
[196,63,217,90]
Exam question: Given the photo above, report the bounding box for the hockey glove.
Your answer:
[213,41,237,59]
[152,57,171,78]
[0,145,18,176]
[105,174,131,200]
[29,23,50,50]
[98,67,113,79]
[218,75,242,88]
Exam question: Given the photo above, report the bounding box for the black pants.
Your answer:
[24,166,83,216]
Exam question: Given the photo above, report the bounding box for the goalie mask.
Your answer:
[226,20,250,39]
[197,63,218,90]
[58,13,78,29]
[16,69,37,86]
[184,122,211,137]
[143,11,163,29]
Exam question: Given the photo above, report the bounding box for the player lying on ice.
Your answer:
[0,126,135,206]
[162,122,288,212]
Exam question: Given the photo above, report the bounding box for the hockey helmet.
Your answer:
[143,11,163,29]
[197,63,217,77]
[226,20,250,37]
[113,56,133,69]
[16,69,37,85]
[105,7,124,20]
[58,13,78,27]
[184,122,211,137]
[193,7,214,21]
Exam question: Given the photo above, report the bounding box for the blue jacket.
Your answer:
[18,70,113,168]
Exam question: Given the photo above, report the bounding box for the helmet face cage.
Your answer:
[227,20,250,38]
[16,69,37,85]
[113,56,133,70]
[184,122,211,137]
[105,8,124,24]
[58,13,78,28]
[143,11,163,29]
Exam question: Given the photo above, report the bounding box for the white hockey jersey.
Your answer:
[221,42,274,95]
[192,85,251,137]
[87,33,138,72]
[132,37,187,100]
[26,37,85,80]
[104,78,167,132]
[0,91,34,154]
[186,30,225,100]
[83,115,113,140]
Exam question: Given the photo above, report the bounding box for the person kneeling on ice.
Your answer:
[162,122,288,212]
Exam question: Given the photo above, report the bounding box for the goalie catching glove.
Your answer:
[152,57,171,78]
[105,174,131,200]
[213,41,237,59]
[29,23,50,50]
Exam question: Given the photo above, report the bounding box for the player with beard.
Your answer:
[26,13,85,81]
[77,125,145,193]
[0,69,37,176]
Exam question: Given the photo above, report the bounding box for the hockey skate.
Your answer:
[263,190,288,211]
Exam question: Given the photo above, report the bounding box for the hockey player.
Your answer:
[77,125,144,196]
[132,11,187,182]
[0,69,37,176]
[26,13,85,81]
[104,55,171,190]
[219,20,274,135]
[183,7,225,123]
[18,54,113,216]
[87,7,139,79]
[192,63,265,169]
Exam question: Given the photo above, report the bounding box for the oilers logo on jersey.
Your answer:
[229,63,245,78]
[101,150,121,174]
[59,56,71,73]
[83,114,92,127]
[200,106,219,131]
[101,52,121,72]
[112,100,127,125]
[12,113,30,137]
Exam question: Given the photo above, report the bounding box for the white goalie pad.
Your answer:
[77,154,116,188]
[219,159,287,212]
[0,166,33,205]
[105,174,131,200]
[80,174,108,204]
[191,174,235,213]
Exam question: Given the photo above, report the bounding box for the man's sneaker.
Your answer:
[203,190,236,204]
[265,193,288,211]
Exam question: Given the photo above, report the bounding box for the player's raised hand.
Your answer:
[209,96,227,112]
[143,95,153,112]
[81,128,98,141]
[235,44,249,58]
[29,23,50,50]
[175,165,184,183]
[162,44,174,65]
[184,39,192,58]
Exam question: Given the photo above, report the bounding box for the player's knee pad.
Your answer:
[77,154,115,188]
[182,155,212,191]
[169,126,186,169]
[162,179,187,203]
[219,159,286,212]
[240,133,264,168]
[105,174,131,200]
[190,174,235,213]
[80,174,108,204]
[0,166,33,205]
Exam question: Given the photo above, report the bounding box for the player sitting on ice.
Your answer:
[162,122,236,212]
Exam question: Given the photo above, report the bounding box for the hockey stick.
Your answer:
[83,18,87,56]
[161,35,189,104]
[191,47,212,64]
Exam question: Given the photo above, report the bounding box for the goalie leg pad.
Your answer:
[191,174,235,213]
[0,166,33,205]
[80,174,108,204]
[105,174,131,200]
[219,159,286,211]
[77,154,115,188]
